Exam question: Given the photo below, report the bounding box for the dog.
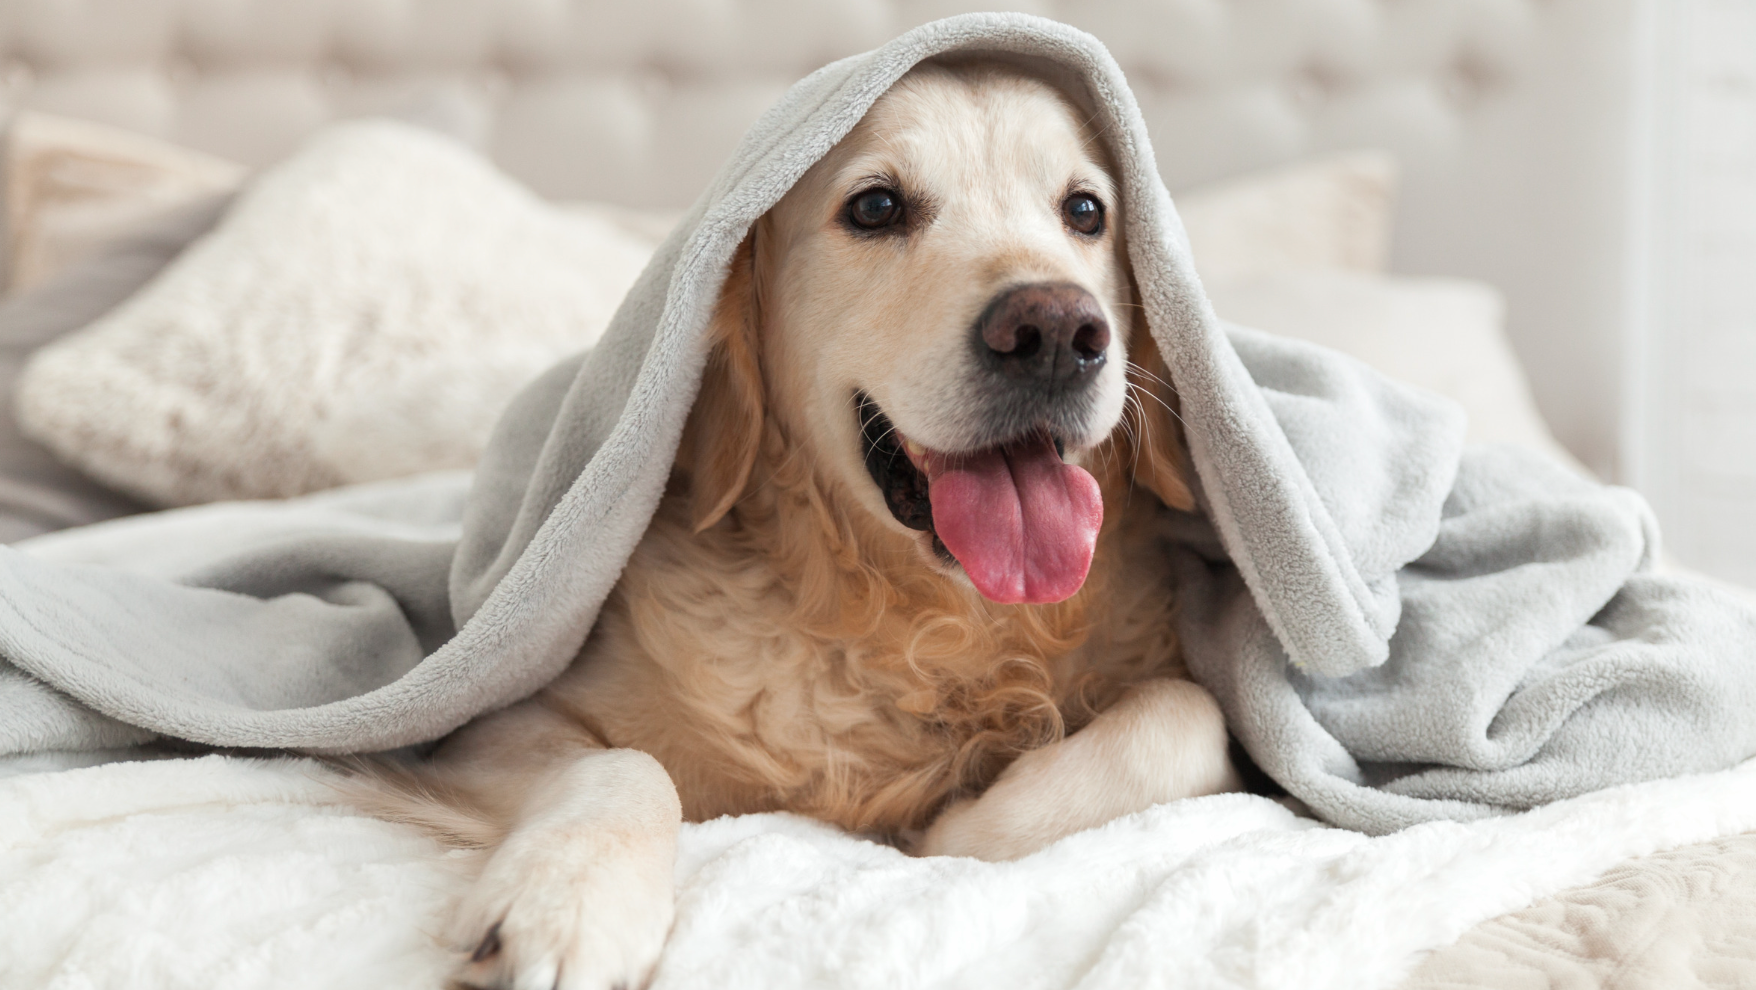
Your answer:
[373,59,1241,990]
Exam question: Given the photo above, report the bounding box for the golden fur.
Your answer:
[537,245,1197,835]
[359,61,1236,990]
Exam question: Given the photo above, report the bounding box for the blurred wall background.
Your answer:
[1628,0,1756,584]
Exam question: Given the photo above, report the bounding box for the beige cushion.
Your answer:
[1178,150,1397,281]
[17,120,659,506]
[0,197,232,542]
[2,112,245,296]
[1205,269,1589,475]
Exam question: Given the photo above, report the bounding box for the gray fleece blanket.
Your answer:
[3,13,1755,836]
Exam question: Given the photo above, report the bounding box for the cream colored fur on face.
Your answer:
[378,64,1240,990]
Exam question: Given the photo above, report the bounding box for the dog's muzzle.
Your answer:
[948,282,1113,449]
[974,282,1108,388]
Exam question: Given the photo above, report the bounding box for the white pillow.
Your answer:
[1177,151,1397,280]
[17,121,658,506]
[1204,270,1588,475]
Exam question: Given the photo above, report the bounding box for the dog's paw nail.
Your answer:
[470,921,503,963]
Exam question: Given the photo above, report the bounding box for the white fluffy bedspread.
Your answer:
[5,755,1756,990]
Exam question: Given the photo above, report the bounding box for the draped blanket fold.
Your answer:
[5,13,1753,834]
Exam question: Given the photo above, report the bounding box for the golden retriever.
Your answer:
[378,59,1241,990]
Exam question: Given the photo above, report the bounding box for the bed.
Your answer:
[2,3,1746,989]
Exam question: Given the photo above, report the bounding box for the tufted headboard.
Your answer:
[0,0,1638,478]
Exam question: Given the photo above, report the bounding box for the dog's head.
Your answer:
[686,60,1192,605]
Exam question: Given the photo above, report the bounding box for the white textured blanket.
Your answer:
[6,755,1756,990]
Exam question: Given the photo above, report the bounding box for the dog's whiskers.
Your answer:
[1124,366,1188,430]
[1124,359,1182,397]
[1120,385,1156,498]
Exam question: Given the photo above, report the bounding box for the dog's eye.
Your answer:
[847,189,903,230]
[1063,193,1104,236]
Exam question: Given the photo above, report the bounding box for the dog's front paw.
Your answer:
[915,776,1048,861]
[917,680,1240,861]
[449,823,675,990]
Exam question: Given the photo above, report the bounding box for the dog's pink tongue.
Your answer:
[924,436,1102,604]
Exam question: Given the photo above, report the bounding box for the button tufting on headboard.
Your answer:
[0,0,1548,201]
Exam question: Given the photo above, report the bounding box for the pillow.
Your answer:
[2,112,245,295]
[1203,269,1588,475]
[0,115,246,541]
[0,195,236,541]
[1176,150,1397,280]
[18,121,660,506]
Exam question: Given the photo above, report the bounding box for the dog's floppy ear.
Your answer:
[1120,315,1196,512]
[686,232,764,532]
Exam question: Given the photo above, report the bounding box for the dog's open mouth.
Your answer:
[858,393,1102,605]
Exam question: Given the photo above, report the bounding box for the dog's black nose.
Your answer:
[975,283,1109,387]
